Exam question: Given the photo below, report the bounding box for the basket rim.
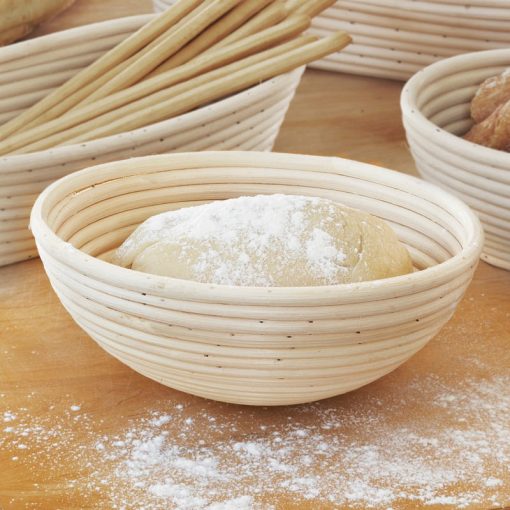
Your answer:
[30,151,484,304]
[401,48,510,168]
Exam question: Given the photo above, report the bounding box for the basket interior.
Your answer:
[415,63,509,136]
[40,160,476,274]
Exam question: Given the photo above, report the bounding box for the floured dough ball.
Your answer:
[112,195,413,286]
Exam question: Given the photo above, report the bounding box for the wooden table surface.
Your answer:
[1,2,509,509]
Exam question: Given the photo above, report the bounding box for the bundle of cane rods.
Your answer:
[0,0,350,156]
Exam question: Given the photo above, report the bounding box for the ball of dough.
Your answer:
[112,195,413,286]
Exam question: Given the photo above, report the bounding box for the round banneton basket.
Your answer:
[401,49,510,270]
[0,15,304,267]
[153,0,510,81]
[30,151,483,406]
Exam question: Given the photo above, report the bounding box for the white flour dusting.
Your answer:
[1,371,509,509]
[113,194,354,286]
[3,411,16,422]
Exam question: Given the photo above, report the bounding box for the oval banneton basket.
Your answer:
[0,15,304,267]
[30,151,483,406]
[401,48,510,270]
[153,0,510,81]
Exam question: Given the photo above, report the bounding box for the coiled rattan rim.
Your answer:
[31,151,483,305]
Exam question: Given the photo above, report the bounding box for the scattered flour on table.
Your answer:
[3,411,16,422]
[1,372,509,509]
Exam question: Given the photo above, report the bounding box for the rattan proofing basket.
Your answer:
[401,49,510,270]
[0,15,304,267]
[30,151,483,406]
[153,0,510,81]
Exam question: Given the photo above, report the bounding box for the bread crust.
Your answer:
[465,98,510,152]
[471,71,510,124]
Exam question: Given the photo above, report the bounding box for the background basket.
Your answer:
[401,48,510,270]
[30,151,483,406]
[153,0,510,81]
[0,15,304,267]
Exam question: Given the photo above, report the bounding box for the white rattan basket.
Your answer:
[402,49,510,271]
[153,0,510,81]
[30,151,483,406]
[0,15,304,267]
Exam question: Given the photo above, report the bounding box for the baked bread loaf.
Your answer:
[471,70,510,123]
[112,194,413,287]
[0,0,75,46]
[465,99,510,152]
[464,69,510,152]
